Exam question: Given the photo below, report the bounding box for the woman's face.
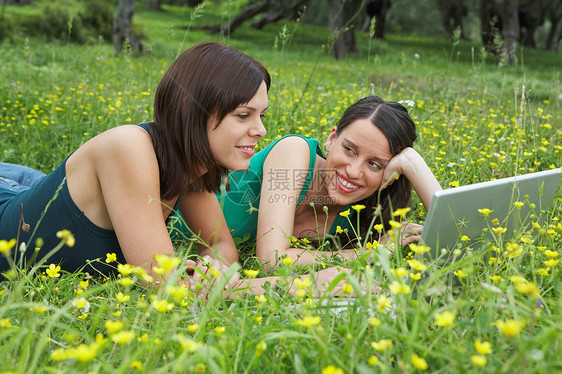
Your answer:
[324,118,393,206]
[208,81,268,171]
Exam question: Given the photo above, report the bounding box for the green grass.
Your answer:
[1,2,562,373]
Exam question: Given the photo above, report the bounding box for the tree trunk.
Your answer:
[186,0,204,6]
[544,0,562,52]
[328,0,363,59]
[546,17,562,52]
[204,0,273,35]
[113,0,145,54]
[497,0,519,65]
[480,0,500,54]
[373,0,391,39]
[439,0,467,39]
[146,0,162,11]
[251,0,307,30]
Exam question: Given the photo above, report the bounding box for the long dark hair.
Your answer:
[335,96,417,242]
[150,41,271,200]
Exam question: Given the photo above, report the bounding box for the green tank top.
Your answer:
[215,135,355,241]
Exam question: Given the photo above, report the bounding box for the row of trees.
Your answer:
[3,0,561,64]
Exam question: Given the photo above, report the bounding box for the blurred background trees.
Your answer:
[0,0,560,62]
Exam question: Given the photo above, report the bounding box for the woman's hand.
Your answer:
[381,147,415,188]
[382,147,442,211]
[186,256,241,298]
[309,267,381,297]
[379,221,423,247]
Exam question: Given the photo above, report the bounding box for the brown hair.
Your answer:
[149,41,271,200]
[334,96,417,242]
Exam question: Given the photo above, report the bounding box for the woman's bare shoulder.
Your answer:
[265,136,312,168]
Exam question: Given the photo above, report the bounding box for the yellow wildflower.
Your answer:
[411,353,428,370]
[244,269,259,278]
[352,204,366,212]
[474,340,492,355]
[342,283,353,294]
[339,209,351,218]
[0,318,12,328]
[116,292,130,304]
[478,208,493,217]
[117,263,134,275]
[154,253,181,274]
[371,339,393,351]
[72,297,90,312]
[496,319,525,337]
[389,280,411,295]
[514,281,540,297]
[187,323,199,333]
[295,277,312,288]
[536,268,550,276]
[166,284,189,300]
[282,257,293,265]
[336,225,343,234]
[0,239,16,255]
[368,355,380,366]
[56,230,75,247]
[410,272,422,281]
[373,224,384,232]
[409,243,430,254]
[544,250,559,259]
[214,326,226,334]
[69,343,98,363]
[256,340,267,356]
[50,348,70,362]
[513,201,524,209]
[392,207,411,218]
[295,315,321,327]
[104,320,124,334]
[492,227,507,235]
[544,259,559,267]
[407,259,427,272]
[46,264,61,278]
[131,361,143,370]
[434,311,455,327]
[369,317,381,327]
[377,294,392,312]
[111,330,135,345]
[117,277,135,287]
[322,365,344,374]
[453,269,468,279]
[471,355,487,367]
[177,333,203,352]
[504,242,523,258]
[105,252,117,263]
[394,267,409,278]
[151,297,174,313]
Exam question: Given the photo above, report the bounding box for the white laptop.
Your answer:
[419,168,561,260]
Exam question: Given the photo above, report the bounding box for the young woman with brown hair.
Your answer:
[213,96,443,271]
[0,41,270,278]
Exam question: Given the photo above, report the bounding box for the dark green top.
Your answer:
[0,122,178,274]
[215,135,355,241]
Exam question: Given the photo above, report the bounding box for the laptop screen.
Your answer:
[419,168,561,258]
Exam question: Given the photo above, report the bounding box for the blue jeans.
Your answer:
[0,162,47,193]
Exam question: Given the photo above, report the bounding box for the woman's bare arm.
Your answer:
[180,192,239,266]
[254,137,360,271]
[382,147,442,210]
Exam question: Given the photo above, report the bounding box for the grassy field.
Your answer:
[1,2,561,373]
